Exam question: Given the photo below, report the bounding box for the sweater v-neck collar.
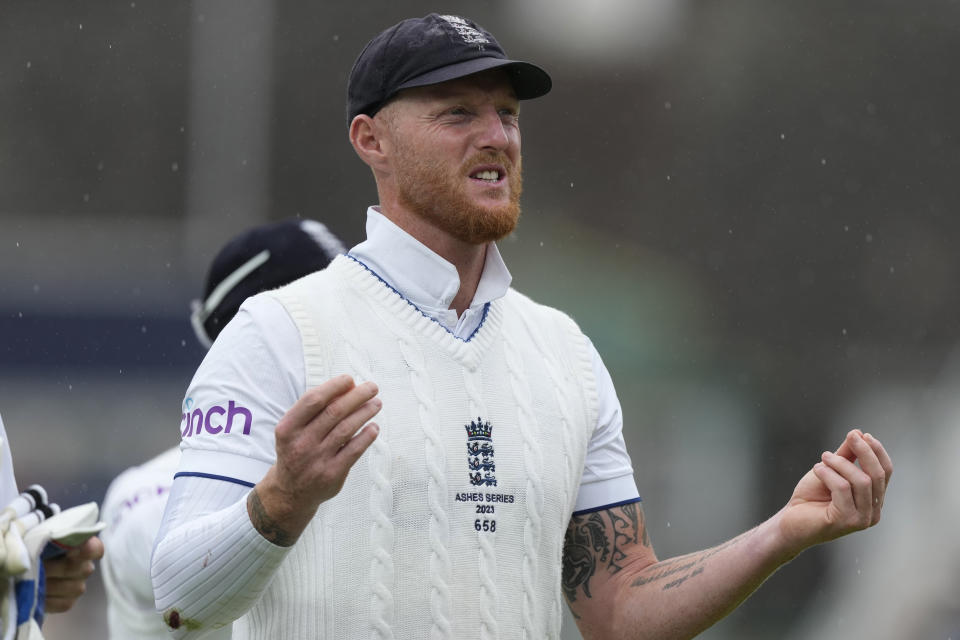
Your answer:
[348,207,512,341]
[336,255,505,368]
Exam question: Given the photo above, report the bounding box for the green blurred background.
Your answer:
[2,1,958,638]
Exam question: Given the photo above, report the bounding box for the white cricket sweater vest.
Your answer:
[236,255,598,640]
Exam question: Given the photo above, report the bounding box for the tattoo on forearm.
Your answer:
[562,502,650,605]
[630,533,745,591]
[248,488,296,547]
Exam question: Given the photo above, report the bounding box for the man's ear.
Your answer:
[349,114,390,170]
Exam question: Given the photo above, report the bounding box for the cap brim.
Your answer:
[397,57,552,100]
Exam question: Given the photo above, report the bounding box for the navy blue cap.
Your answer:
[347,13,552,124]
[190,219,345,348]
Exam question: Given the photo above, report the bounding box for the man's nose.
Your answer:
[474,109,511,151]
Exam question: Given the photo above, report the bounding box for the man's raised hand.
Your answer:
[777,429,893,556]
[248,375,382,546]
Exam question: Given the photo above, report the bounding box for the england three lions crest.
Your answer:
[465,417,497,487]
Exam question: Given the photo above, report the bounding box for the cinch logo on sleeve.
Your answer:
[180,397,253,438]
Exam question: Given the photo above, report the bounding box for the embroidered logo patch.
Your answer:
[465,417,497,487]
[439,15,490,47]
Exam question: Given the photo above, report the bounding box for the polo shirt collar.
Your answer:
[348,207,512,317]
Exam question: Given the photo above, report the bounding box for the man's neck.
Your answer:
[376,205,487,317]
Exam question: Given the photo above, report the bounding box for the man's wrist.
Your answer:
[247,475,313,547]
[760,508,808,567]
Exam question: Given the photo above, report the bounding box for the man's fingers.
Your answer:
[43,596,77,614]
[812,461,855,516]
[864,432,893,482]
[314,381,379,437]
[43,539,100,579]
[326,396,382,453]
[44,575,88,599]
[337,423,380,467]
[863,433,892,523]
[820,451,873,528]
[846,433,887,520]
[279,375,357,433]
[833,429,862,461]
[44,556,96,579]
[71,535,105,561]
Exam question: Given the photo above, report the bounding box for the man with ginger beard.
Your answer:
[152,14,892,640]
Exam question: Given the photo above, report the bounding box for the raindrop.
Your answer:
[17,312,22,319]
[663,101,672,110]
[841,328,848,336]
[171,162,179,172]
[820,158,827,166]
[332,34,340,42]
[889,266,895,274]
[865,234,874,243]
[181,340,187,347]
[26,61,31,69]
[32,284,40,293]
[569,182,574,188]
[539,241,544,247]
[79,23,83,30]
[68,384,73,391]
[779,133,786,140]
[83,193,90,202]
[141,325,147,334]
[666,522,671,528]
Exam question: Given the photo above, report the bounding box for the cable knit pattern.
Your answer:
[244,256,598,639]
[398,335,453,640]
[509,302,598,639]
[335,283,397,640]
[500,328,545,640]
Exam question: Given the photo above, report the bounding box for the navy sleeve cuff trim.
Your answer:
[174,471,256,488]
[572,497,643,516]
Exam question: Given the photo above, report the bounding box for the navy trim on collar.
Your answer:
[345,253,490,343]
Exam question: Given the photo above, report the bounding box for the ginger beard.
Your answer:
[393,141,523,245]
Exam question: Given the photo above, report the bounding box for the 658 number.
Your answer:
[474,519,496,532]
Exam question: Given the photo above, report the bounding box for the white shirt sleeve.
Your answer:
[572,338,641,514]
[152,476,289,638]
[176,295,304,485]
[151,296,304,636]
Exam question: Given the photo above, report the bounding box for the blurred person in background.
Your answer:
[100,219,344,640]
[152,14,893,639]
[0,413,105,636]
